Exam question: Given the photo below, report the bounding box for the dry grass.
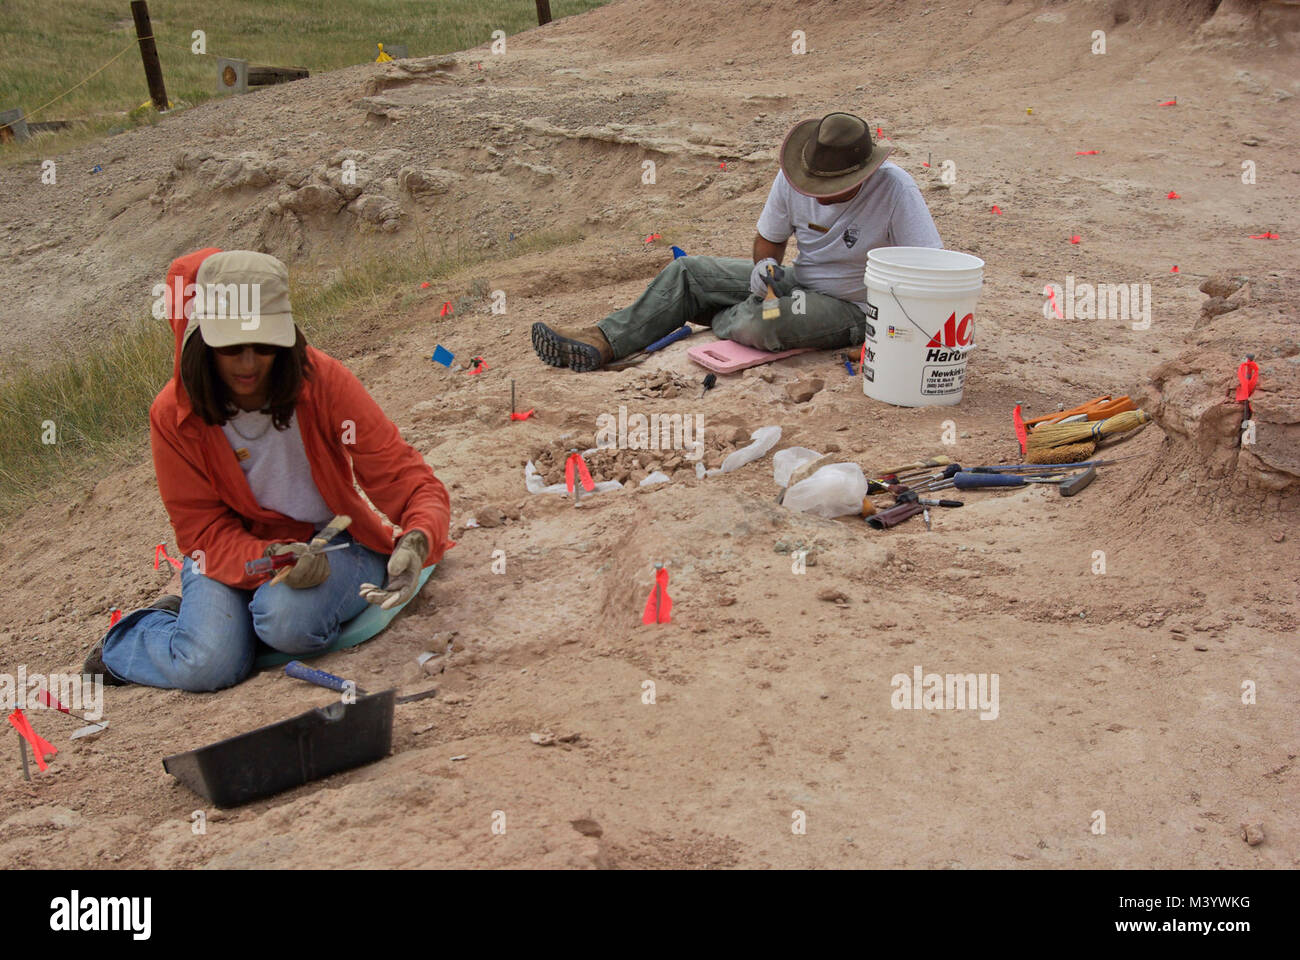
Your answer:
[0,225,584,523]
[0,0,608,165]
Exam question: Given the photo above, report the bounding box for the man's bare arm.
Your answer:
[753,232,788,265]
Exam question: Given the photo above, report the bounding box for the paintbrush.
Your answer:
[763,264,781,322]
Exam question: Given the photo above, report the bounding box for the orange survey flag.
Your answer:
[641,567,672,625]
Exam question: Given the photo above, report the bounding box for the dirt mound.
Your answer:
[1133,269,1299,511]
[1197,0,1300,49]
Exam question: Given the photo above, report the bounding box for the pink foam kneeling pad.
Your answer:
[687,339,811,374]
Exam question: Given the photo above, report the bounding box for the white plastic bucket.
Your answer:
[860,247,985,407]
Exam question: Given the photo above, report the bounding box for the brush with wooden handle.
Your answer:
[763,264,781,321]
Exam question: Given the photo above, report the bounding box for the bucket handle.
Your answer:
[882,283,939,341]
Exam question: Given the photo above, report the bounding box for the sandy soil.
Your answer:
[0,0,1297,868]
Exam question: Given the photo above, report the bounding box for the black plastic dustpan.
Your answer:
[162,690,395,807]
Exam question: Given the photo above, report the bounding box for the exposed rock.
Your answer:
[785,378,825,403]
[1199,275,1248,300]
[399,165,462,197]
[349,194,403,230]
[279,183,347,216]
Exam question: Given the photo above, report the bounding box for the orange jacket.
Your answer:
[150,248,450,589]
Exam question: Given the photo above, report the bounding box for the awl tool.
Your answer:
[969,455,1142,473]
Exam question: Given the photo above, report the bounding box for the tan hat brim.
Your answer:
[779,118,894,199]
[197,314,297,348]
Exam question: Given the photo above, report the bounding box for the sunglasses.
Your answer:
[212,343,279,357]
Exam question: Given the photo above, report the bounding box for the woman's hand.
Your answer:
[268,542,330,589]
[359,530,429,610]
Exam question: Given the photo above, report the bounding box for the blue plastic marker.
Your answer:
[431,345,454,367]
[671,245,687,259]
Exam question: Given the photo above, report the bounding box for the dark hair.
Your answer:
[179,326,313,429]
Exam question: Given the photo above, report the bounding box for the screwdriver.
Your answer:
[244,542,352,576]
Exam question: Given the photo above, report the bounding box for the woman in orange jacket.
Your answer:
[83,249,450,691]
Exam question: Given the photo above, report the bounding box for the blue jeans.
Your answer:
[100,532,390,692]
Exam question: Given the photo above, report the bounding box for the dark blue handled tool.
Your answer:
[285,661,363,694]
[606,325,694,370]
[934,471,1081,490]
[645,325,692,353]
[285,661,438,703]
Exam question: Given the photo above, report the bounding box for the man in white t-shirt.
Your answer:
[532,112,942,371]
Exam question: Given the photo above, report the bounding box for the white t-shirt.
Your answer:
[222,409,335,527]
[755,162,942,306]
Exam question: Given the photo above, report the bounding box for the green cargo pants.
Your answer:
[596,256,867,359]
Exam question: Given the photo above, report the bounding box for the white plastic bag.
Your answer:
[781,463,868,518]
[525,460,622,496]
[720,426,782,474]
[772,447,822,487]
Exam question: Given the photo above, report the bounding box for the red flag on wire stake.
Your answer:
[154,545,182,571]
[35,689,69,714]
[1166,191,1180,199]
[1013,404,1029,455]
[1236,358,1260,402]
[564,452,595,494]
[1075,150,1099,155]
[1158,98,1177,106]
[644,233,662,244]
[641,565,672,625]
[1043,285,1063,319]
[509,409,535,421]
[1249,232,1279,240]
[109,609,122,627]
[9,709,57,773]
[1070,235,1082,244]
[990,205,1002,215]
[439,301,454,317]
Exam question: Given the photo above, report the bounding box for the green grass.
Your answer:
[0,0,609,163]
[0,225,584,523]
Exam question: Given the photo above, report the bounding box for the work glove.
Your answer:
[268,542,331,589]
[359,530,429,610]
[748,258,786,298]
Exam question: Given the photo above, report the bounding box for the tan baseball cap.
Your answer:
[182,251,296,349]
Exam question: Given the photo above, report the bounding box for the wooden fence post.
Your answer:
[130,0,170,111]
[535,1,553,26]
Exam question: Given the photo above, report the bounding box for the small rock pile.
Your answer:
[530,425,752,486]
[627,369,696,398]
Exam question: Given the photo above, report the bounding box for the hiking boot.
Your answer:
[81,594,181,686]
[150,593,183,615]
[531,322,615,372]
[82,641,130,686]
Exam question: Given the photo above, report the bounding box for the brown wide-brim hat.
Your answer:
[779,112,894,199]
